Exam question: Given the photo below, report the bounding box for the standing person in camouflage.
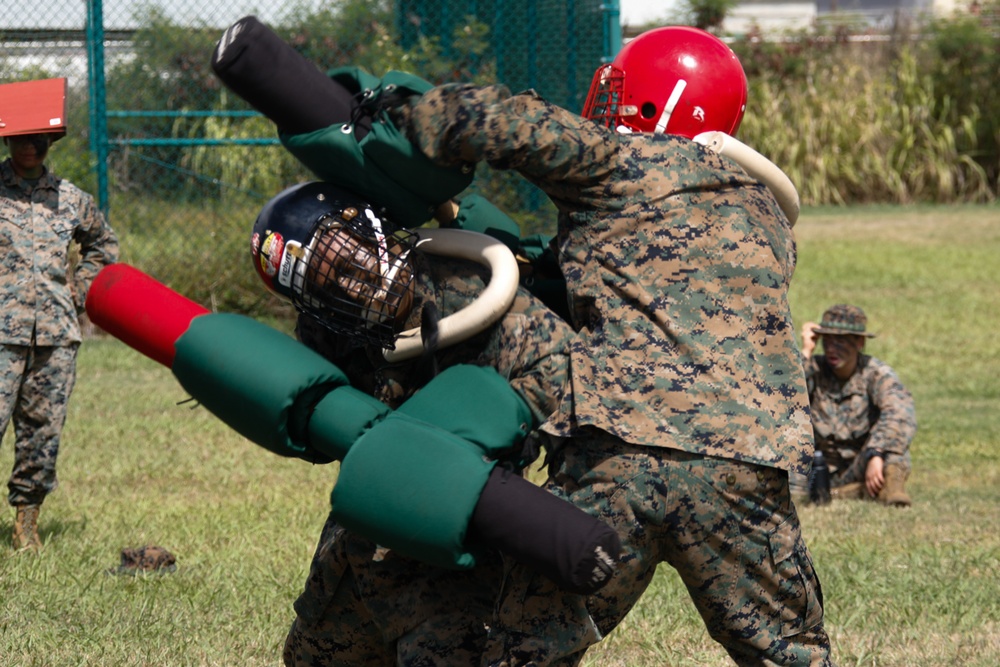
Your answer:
[248,181,580,667]
[386,26,833,666]
[0,79,119,551]
[800,304,916,506]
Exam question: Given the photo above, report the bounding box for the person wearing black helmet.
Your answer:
[251,180,613,667]
[251,181,420,349]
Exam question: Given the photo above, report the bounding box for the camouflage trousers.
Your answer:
[283,513,505,667]
[0,343,78,507]
[829,449,911,489]
[482,431,834,667]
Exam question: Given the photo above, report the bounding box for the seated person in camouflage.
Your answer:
[801,304,917,506]
[249,181,582,667]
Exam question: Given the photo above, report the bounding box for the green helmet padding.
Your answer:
[280,67,474,229]
[395,364,533,457]
[331,411,496,569]
[171,313,353,461]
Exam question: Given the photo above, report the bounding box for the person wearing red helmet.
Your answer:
[386,25,833,666]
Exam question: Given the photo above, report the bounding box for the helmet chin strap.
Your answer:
[383,228,520,363]
[693,131,800,226]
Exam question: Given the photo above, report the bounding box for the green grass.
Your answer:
[2,205,999,666]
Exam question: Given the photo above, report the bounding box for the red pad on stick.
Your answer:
[85,264,210,368]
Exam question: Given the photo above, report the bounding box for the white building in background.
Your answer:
[721,0,977,35]
[723,1,817,35]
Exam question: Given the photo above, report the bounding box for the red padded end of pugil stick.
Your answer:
[85,264,210,368]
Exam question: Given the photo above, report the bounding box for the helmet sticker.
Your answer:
[259,232,284,277]
[364,207,392,282]
[278,241,304,289]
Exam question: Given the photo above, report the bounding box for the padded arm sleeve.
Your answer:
[332,411,496,569]
[331,364,621,592]
[394,364,533,456]
[172,313,390,462]
[85,264,390,463]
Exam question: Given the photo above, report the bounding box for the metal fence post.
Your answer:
[602,0,622,62]
[85,0,109,218]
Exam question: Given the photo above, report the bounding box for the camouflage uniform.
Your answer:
[803,353,916,487]
[282,251,575,667]
[0,158,119,506]
[392,85,832,665]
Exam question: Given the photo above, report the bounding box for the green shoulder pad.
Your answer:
[396,364,533,457]
[280,68,473,228]
[332,412,495,569]
[328,66,434,97]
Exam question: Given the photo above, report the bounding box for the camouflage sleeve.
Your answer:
[72,191,119,313]
[400,83,617,188]
[864,360,917,456]
[499,289,573,424]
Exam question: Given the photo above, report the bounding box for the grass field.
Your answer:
[2,205,998,666]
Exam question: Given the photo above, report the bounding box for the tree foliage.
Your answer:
[100,0,495,201]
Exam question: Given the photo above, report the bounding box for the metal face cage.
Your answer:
[582,64,630,131]
[290,206,418,349]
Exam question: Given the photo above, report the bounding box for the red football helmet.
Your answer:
[583,26,748,138]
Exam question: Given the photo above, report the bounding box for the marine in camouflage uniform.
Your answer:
[801,304,916,505]
[1,136,119,550]
[390,83,832,666]
[283,239,576,666]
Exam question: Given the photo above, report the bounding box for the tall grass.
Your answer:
[740,44,993,206]
[2,205,999,666]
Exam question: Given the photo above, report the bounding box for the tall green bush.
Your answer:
[733,10,999,205]
[924,5,1000,186]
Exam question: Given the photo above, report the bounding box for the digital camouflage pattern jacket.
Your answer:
[393,84,813,475]
[804,353,916,472]
[1,159,119,345]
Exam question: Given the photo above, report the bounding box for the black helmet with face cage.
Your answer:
[251,181,418,348]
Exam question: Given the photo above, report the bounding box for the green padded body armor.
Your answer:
[281,67,474,228]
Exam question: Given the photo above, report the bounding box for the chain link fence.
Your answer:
[2,0,615,315]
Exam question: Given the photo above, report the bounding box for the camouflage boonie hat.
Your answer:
[813,304,876,337]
